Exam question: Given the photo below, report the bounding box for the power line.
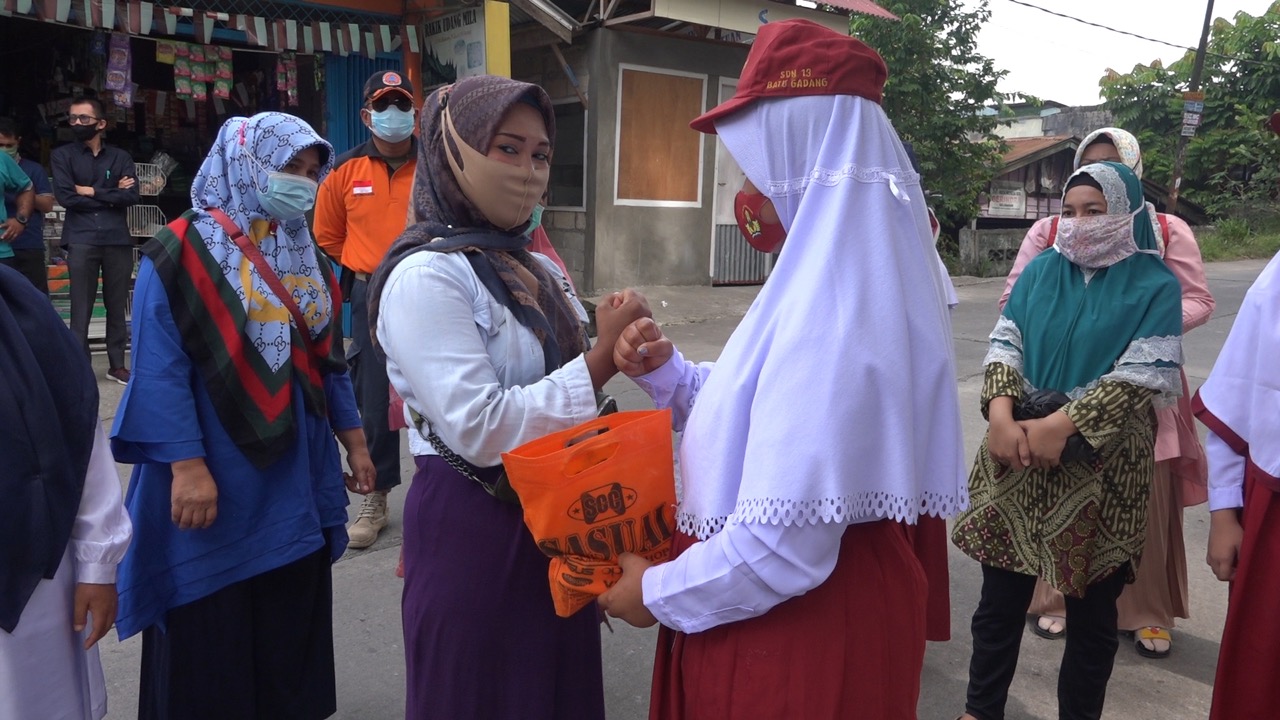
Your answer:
[1000,0,1277,68]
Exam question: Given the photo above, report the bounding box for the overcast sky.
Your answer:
[960,0,1275,106]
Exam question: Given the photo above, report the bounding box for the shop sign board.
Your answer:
[988,182,1027,218]
[423,7,486,87]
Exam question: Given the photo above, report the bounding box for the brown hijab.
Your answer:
[368,76,586,375]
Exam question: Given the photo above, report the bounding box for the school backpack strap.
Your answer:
[1156,213,1170,257]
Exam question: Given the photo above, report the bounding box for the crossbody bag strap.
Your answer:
[406,407,505,493]
[205,207,319,357]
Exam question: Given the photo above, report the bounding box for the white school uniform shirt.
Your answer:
[633,351,853,633]
[376,249,597,465]
[0,422,133,720]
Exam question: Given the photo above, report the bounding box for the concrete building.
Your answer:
[501,0,897,292]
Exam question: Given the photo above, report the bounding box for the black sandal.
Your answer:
[1029,614,1066,640]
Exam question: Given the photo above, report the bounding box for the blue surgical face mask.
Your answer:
[370,107,415,143]
[247,152,318,221]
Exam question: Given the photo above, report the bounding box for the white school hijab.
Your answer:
[675,95,968,539]
[1196,250,1280,479]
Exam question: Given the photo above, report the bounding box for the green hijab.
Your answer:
[991,162,1183,402]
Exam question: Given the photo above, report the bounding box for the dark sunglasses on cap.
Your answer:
[368,94,413,113]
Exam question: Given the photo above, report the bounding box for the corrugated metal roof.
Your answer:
[1002,135,1077,166]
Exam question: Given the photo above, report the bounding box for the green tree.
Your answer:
[849,0,1008,226]
[1100,3,1280,220]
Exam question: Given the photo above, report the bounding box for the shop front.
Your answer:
[0,0,416,340]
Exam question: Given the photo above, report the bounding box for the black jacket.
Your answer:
[50,142,140,246]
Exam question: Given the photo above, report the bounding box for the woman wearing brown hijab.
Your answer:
[369,76,649,720]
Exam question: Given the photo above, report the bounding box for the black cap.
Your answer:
[364,70,414,103]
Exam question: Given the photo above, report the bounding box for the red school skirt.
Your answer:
[1209,466,1280,720]
[648,518,931,720]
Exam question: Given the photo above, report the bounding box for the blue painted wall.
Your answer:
[324,54,402,157]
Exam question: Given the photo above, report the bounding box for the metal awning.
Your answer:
[822,0,898,21]
[596,0,896,35]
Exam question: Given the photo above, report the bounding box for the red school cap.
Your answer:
[1269,111,1280,135]
[690,18,888,135]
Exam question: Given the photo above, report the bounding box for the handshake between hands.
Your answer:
[589,289,674,382]
[587,289,671,629]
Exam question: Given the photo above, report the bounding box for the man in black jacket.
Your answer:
[50,97,140,384]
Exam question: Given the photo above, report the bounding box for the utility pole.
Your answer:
[1167,0,1215,216]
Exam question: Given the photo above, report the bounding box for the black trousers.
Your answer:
[965,563,1129,720]
[348,277,401,492]
[67,243,132,368]
[0,248,49,295]
[139,545,337,720]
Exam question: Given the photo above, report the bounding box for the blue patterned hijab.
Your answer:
[190,112,336,374]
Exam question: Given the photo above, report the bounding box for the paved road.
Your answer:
[90,259,1269,719]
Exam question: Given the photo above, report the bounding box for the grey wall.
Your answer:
[1042,106,1116,139]
[512,44,591,291]
[585,29,749,292]
[960,227,1029,276]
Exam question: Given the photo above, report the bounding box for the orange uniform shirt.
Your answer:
[313,139,417,275]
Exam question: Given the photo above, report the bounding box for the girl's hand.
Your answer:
[1207,509,1244,582]
[614,318,674,377]
[598,553,659,628]
[987,417,1031,470]
[73,583,118,650]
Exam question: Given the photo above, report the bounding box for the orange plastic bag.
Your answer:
[502,409,677,617]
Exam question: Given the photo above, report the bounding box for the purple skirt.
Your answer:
[402,455,605,720]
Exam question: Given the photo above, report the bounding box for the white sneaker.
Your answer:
[347,491,389,549]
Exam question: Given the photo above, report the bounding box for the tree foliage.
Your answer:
[1100,2,1280,219]
[850,0,1008,226]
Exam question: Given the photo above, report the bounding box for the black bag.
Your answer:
[1013,390,1100,466]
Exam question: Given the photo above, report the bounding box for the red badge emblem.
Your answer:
[382,71,402,87]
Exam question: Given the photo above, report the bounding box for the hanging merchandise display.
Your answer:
[156,40,177,65]
[277,52,299,106]
[106,32,133,107]
[215,46,233,100]
[173,42,192,99]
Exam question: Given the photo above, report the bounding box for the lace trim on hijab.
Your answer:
[676,489,969,541]
[767,164,920,198]
[983,315,1024,374]
[1116,334,1183,367]
[1087,163,1133,218]
[1061,335,1184,409]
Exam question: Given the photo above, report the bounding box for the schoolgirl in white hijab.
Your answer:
[599,19,967,719]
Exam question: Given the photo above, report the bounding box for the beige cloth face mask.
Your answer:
[442,104,550,231]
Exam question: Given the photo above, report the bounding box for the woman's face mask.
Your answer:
[1054,206,1143,269]
[733,179,786,254]
[442,103,550,231]
[246,151,318,222]
[527,204,545,234]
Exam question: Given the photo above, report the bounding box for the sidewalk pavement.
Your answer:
[89,258,1271,719]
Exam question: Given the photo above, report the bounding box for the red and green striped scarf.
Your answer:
[143,210,346,468]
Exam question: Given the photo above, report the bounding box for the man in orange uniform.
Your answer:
[314,71,418,548]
